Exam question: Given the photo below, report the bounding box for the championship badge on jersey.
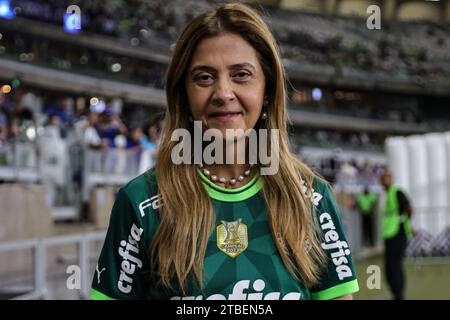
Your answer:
[216,218,248,258]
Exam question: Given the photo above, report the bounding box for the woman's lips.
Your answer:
[209,112,241,123]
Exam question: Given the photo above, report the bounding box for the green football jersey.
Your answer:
[91,168,359,300]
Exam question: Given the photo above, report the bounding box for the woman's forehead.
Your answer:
[189,33,261,70]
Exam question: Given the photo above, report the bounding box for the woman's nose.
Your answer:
[212,77,235,106]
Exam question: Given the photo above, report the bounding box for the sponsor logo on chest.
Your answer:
[170,279,302,300]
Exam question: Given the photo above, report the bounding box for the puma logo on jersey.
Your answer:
[117,223,144,294]
[95,265,106,284]
[319,212,353,280]
[170,279,301,300]
[139,195,161,217]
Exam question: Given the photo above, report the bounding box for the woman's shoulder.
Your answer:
[299,173,332,208]
[122,166,157,189]
[292,157,329,198]
[119,167,159,210]
[309,176,343,219]
[311,176,330,196]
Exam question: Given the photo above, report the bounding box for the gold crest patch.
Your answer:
[216,219,248,258]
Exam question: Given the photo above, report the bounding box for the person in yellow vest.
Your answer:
[356,187,377,247]
[380,170,413,300]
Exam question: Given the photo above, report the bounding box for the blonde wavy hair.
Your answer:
[151,2,327,294]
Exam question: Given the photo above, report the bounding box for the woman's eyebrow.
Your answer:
[229,63,256,72]
[190,65,216,75]
[189,63,256,75]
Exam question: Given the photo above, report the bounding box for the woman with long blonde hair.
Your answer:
[92,2,358,300]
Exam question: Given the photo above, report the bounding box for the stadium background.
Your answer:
[0,0,449,300]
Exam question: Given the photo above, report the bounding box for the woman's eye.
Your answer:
[195,74,213,83]
[234,72,250,80]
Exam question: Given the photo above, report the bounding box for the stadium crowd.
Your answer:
[7,0,450,83]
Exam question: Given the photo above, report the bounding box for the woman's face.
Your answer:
[185,33,266,136]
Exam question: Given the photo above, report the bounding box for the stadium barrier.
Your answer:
[0,231,106,300]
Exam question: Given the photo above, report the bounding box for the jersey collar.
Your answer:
[197,169,264,202]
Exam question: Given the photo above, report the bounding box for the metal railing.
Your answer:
[81,148,144,202]
[0,139,146,215]
[0,231,106,300]
[0,141,41,183]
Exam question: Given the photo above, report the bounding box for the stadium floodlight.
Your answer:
[1,84,11,93]
[90,97,99,106]
[111,63,122,72]
[312,88,322,101]
[0,0,15,19]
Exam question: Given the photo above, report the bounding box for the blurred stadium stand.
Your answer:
[0,0,449,299]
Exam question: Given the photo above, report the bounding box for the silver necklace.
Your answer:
[199,163,255,186]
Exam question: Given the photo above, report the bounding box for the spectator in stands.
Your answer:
[138,112,165,173]
[339,160,358,185]
[0,109,9,165]
[0,107,9,136]
[42,114,62,139]
[95,108,128,148]
[81,111,106,150]
[122,126,145,175]
[127,126,143,150]
[10,105,35,141]
[140,112,164,150]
